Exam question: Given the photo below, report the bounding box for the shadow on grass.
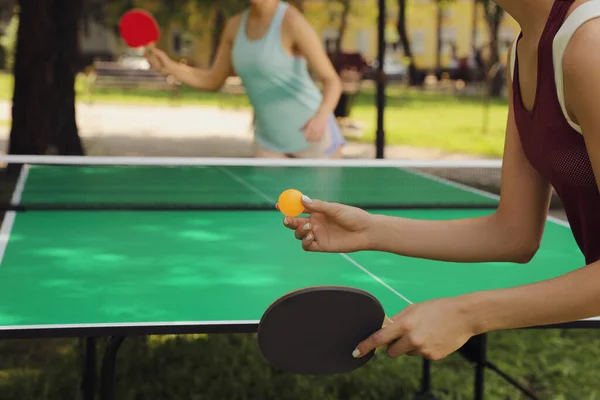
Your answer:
[80,133,254,158]
[83,87,251,109]
[0,135,253,159]
[0,334,425,400]
[2,329,600,400]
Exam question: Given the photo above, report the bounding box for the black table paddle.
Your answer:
[257,286,390,374]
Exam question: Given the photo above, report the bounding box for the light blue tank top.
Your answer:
[231,2,335,153]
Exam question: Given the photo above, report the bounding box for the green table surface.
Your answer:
[17,165,497,207]
[0,209,583,335]
[0,164,586,338]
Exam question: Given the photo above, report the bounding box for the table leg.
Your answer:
[483,355,539,399]
[473,334,485,400]
[459,334,488,399]
[415,358,439,399]
[459,334,539,400]
[80,337,96,400]
[421,358,431,392]
[99,336,126,400]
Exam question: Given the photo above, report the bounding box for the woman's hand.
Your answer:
[279,195,374,253]
[145,47,175,75]
[301,112,329,142]
[353,297,477,361]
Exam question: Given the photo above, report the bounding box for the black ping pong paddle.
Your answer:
[257,286,390,374]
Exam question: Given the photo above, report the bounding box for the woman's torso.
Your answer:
[230,1,325,153]
[511,0,600,264]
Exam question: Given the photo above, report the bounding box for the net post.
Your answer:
[376,0,386,159]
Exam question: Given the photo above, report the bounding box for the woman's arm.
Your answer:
[354,22,600,361]
[284,7,342,117]
[465,18,600,334]
[285,40,551,261]
[147,16,239,91]
[364,40,551,264]
[465,258,600,335]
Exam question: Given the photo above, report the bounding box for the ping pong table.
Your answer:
[0,156,591,400]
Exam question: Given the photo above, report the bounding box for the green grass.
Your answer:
[1,329,600,399]
[351,87,508,157]
[0,72,508,157]
[79,83,508,157]
[0,72,252,107]
[81,83,509,157]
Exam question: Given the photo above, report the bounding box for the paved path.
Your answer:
[0,100,485,160]
[0,100,567,219]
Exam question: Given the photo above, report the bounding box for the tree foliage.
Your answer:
[194,0,247,18]
[98,0,247,35]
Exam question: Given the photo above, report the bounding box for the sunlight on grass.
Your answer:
[351,87,508,157]
[0,72,12,100]
[148,334,208,345]
[0,368,41,381]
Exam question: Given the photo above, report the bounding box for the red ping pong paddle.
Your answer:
[257,286,390,374]
[119,9,160,48]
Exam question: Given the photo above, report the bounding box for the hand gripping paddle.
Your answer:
[257,286,390,374]
[119,9,160,49]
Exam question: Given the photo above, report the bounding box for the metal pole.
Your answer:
[376,0,386,159]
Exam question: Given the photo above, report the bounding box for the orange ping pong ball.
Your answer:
[278,189,305,217]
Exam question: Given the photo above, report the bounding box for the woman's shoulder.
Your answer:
[228,12,247,28]
[281,3,312,34]
[282,3,305,24]
[222,12,246,41]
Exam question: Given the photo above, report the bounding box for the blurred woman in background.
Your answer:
[146,0,345,159]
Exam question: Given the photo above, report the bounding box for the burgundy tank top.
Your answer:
[512,0,600,264]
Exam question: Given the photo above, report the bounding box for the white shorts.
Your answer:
[252,115,346,158]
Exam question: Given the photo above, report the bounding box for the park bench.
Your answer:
[85,61,180,102]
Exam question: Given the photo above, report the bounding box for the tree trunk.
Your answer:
[396,0,419,85]
[211,9,225,64]
[486,17,500,68]
[50,0,84,154]
[471,0,478,50]
[436,2,442,73]
[9,0,84,156]
[396,0,412,59]
[333,0,350,70]
[9,0,52,155]
[485,4,503,97]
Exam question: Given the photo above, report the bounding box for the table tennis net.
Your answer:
[0,156,561,211]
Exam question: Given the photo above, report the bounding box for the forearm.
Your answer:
[166,61,221,91]
[366,212,534,263]
[464,259,600,333]
[316,76,342,116]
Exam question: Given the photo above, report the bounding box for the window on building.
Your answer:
[171,30,193,57]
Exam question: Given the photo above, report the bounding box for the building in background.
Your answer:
[302,0,519,77]
[74,0,519,77]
